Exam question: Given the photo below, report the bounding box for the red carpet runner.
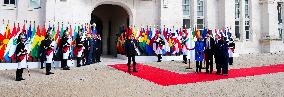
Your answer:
[109,64,284,86]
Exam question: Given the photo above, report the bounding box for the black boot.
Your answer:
[127,64,131,73]
[19,69,25,80]
[77,57,81,67]
[133,62,137,72]
[157,54,162,62]
[15,69,21,81]
[46,63,54,75]
[40,61,44,69]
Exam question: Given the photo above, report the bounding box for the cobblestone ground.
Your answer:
[0,53,283,97]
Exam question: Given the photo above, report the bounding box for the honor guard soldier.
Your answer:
[15,33,27,81]
[39,34,47,69]
[228,38,235,65]
[83,33,89,65]
[44,33,55,75]
[155,34,165,62]
[181,36,190,64]
[76,29,84,67]
[60,29,71,70]
[125,34,137,72]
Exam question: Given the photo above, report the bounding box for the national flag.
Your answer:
[202,27,207,38]
[0,22,11,60]
[60,22,64,37]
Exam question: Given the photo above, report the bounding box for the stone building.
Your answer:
[0,0,283,55]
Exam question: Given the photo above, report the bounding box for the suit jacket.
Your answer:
[204,37,215,59]
[125,39,137,57]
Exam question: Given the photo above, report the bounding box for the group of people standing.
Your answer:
[190,33,235,75]
[15,27,102,81]
[152,31,235,75]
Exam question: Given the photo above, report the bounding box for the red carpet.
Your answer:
[109,64,284,86]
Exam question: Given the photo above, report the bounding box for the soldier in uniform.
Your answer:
[15,34,27,81]
[44,33,55,75]
[125,34,137,72]
[155,34,165,62]
[60,29,71,70]
[228,38,235,65]
[204,33,215,74]
[39,35,47,69]
[83,33,89,65]
[181,36,190,64]
[76,29,84,67]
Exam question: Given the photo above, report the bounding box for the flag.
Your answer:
[0,22,11,60]
[92,25,97,35]
[42,24,46,37]
[17,23,20,34]
[3,22,17,61]
[202,27,207,38]
[27,23,32,41]
[60,23,64,37]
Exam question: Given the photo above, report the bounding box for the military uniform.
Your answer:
[60,35,71,70]
[15,35,27,81]
[181,37,190,64]
[228,39,235,65]
[76,34,84,67]
[125,38,137,72]
[44,36,55,75]
[39,38,47,69]
[155,37,165,62]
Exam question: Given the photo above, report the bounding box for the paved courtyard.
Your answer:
[0,53,284,97]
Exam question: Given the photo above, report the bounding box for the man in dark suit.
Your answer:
[95,34,102,63]
[204,33,215,74]
[125,34,137,72]
[220,37,229,75]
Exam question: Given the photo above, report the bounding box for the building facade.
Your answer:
[0,0,283,55]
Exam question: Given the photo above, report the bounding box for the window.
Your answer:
[197,0,204,16]
[279,28,283,40]
[197,19,203,29]
[183,0,190,29]
[245,0,250,40]
[183,19,190,29]
[182,0,190,16]
[278,3,283,24]
[278,2,283,40]
[245,0,249,18]
[245,21,250,39]
[235,0,240,19]
[235,21,240,39]
[4,0,15,5]
[235,0,241,39]
[163,0,168,8]
[29,0,41,9]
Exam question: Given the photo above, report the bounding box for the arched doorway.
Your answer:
[91,4,130,56]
